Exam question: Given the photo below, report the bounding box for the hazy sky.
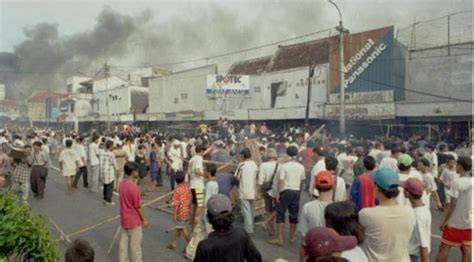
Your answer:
[1,0,471,52]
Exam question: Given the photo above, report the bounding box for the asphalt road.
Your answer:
[25,163,461,262]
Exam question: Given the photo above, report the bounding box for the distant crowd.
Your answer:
[0,122,472,262]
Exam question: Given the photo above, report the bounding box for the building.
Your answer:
[26,91,68,122]
[66,77,90,94]
[396,42,473,140]
[94,85,149,122]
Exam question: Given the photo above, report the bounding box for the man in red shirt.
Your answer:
[118,162,149,262]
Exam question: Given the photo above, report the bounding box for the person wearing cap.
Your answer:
[396,153,423,206]
[257,148,280,233]
[308,146,326,196]
[269,146,305,246]
[302,227,357,262]
[435,156,472,262]
[402,178,432,262]
[350,155,377,211]
[297,170,334,259]
[359,168,416,262]
[234,148,258,234]
[194,194,262,262]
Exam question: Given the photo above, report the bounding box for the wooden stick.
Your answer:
[147,205,174,215]
[66,191,172,239]
[48,217,71,244]
[107,225,121,254]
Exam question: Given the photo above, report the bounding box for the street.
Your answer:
[27,163,461,262]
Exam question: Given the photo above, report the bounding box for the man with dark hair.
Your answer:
[100,140,117,206]
[359,168,415,261]
[234,148,258,234]
[65,238,95,262]
[118,162,149,262]
[308,146,326,196]
[436,156,472,262]
[188,144,207,229]
[194,194,262,262]
[350,155,377,210]
[270,146,305,246]
[59,139,80,194]
[88,135,101,193]
[324,156,346,201]
[73,136,88,189]
[30,141,49,199]
[379,145,400,173]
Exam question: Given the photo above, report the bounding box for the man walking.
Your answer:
[30,141,49,199]
[88,135,100,193]
[73,136,88,189]
[119,162,149,262]
[234,148,258,234]
[100,140,117,206]
[9,145,33,205]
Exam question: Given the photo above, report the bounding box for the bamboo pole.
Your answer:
[48,217,71,244]
[65,192,172,239]
[107,225,121,254]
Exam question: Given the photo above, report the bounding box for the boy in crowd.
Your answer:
[65,239,95,262]
[188,145,206,229]
[118,162,149,262]
[203,163,219,233]
[298,170,334,259]
[360,168,416,262]
[418,158,442,209]
[194,194,262,262]
[168,171,192,250]
[436,156,472,262]
[439,155,459,207]
[397,154,423,206]
[350,155,377,210]
[402,178,432,262]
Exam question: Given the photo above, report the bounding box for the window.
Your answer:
[181,93,188,99]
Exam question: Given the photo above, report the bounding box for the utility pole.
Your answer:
[328,0,348,136]
[305,62,316,127]
[104,62,110,131]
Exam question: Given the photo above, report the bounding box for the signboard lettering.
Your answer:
[207,74,250,96]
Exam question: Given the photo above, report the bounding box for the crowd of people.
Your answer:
[0,122,472,262]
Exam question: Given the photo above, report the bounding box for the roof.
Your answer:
[27,91,68,103]
[228,56,272,75]
[268,38,330,72]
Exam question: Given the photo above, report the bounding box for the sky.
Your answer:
[1,0,471,52]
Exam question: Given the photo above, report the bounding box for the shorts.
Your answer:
[175,220,189,229]
[263,193,275,213]
[191,188,204,207]
[276,190,300,224]
[441,226,472,247]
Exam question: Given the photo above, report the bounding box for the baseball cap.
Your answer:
[206,194,232,216]
[304,227,357,258]
[374,168,399,191]
[398,154,413,167]
[400,177,424,197]
[267,148,278,159]
[315,171,334,188]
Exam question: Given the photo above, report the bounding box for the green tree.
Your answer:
[0,193,59,261]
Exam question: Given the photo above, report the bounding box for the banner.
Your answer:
[206,74,250,96]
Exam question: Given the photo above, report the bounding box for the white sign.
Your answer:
[343,38,387,88]
[325,103,395,120]
[206,74,250,96]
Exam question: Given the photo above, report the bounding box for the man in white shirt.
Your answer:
[73,136,88,189]
[123,137,136,163]
[379,146,400,173]
[270,146,305,246]
[188,145,206,228]
[167,139,183,190]
[234,148,258,234]
[436,156,472,262]
[402,178,432,262]
[88,135,100,193]
[324,156,346,202]
[59,139,80,194]
[360,168,416,262]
